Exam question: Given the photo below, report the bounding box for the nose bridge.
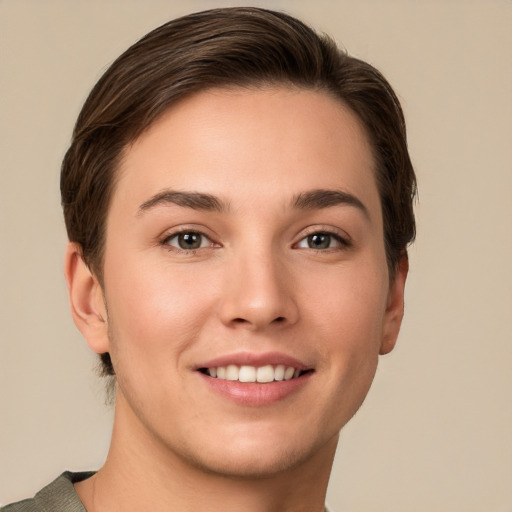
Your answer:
[218,241,298,330]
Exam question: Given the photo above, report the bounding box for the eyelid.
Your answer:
[291,227,353,254]
[160,226,221,253]
[294,225,352,246]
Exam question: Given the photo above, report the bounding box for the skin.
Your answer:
[66,87,407,512]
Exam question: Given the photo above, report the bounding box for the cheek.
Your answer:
[304,261,388,341]
[303,258,388,386]
[103,256,219,363]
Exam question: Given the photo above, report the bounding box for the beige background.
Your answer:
[1,0,511,510]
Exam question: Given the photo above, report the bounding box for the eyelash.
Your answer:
[160,228,351,254]
[294,230,351,251]
[161,229,217,254]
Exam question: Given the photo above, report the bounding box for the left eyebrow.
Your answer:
[137,190,228,215]
[291,189,370,219]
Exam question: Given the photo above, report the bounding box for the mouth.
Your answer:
[196,354,314,406]
[199,364,311,383]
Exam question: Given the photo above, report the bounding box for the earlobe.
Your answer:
[64,242,109,354]
[379,254,409,355]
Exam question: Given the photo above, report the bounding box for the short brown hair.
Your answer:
[61,7,417,377]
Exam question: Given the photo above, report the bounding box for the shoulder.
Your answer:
[1,471,95,512]
[1,498,37,512]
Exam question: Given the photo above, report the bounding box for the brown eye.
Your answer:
[307,233,331,249]
[178,233,202,249]
[165,232,210,250]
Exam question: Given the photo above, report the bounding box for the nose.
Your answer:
[218,250,299,331]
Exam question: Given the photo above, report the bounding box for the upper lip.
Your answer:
[195,351,311,371]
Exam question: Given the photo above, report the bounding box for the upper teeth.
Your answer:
[207,364,301,383]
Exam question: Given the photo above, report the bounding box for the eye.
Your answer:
[163,231,213,251]
[296,232,346,250]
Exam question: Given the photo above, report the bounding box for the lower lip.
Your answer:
[198,372,312,406]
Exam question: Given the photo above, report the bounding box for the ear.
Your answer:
[64,242,109,354]
[379,254,409,355]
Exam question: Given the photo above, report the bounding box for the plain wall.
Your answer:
[1,1,511,510]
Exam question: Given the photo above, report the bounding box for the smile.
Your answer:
[196,354,314,406]
[200,364,306,383]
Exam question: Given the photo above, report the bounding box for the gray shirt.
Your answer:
[1,472,91,512]
[2,472,335,511]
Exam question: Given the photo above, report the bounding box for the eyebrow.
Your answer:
[137,188,369,218]
[292,189,369,219]
[138,190,228,215]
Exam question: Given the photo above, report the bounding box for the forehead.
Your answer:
[113,86,379,219]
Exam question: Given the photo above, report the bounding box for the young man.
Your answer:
[3,7,416,512]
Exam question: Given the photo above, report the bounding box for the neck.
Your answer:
[76,392,337,512]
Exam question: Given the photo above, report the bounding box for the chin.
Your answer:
[186,445,314,480]
[174,424,339,480]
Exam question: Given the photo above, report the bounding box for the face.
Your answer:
[74,87,406,478]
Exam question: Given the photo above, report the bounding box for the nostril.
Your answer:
[231,316,285,326]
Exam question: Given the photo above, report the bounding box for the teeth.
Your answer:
[256,365,274,383]
[239,365,256,382]
[226,364,239,381]
[284,366,295,380]
[204,364,303,383]
[274,365,285,381]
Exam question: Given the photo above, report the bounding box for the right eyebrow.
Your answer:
[137,190,228,215]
